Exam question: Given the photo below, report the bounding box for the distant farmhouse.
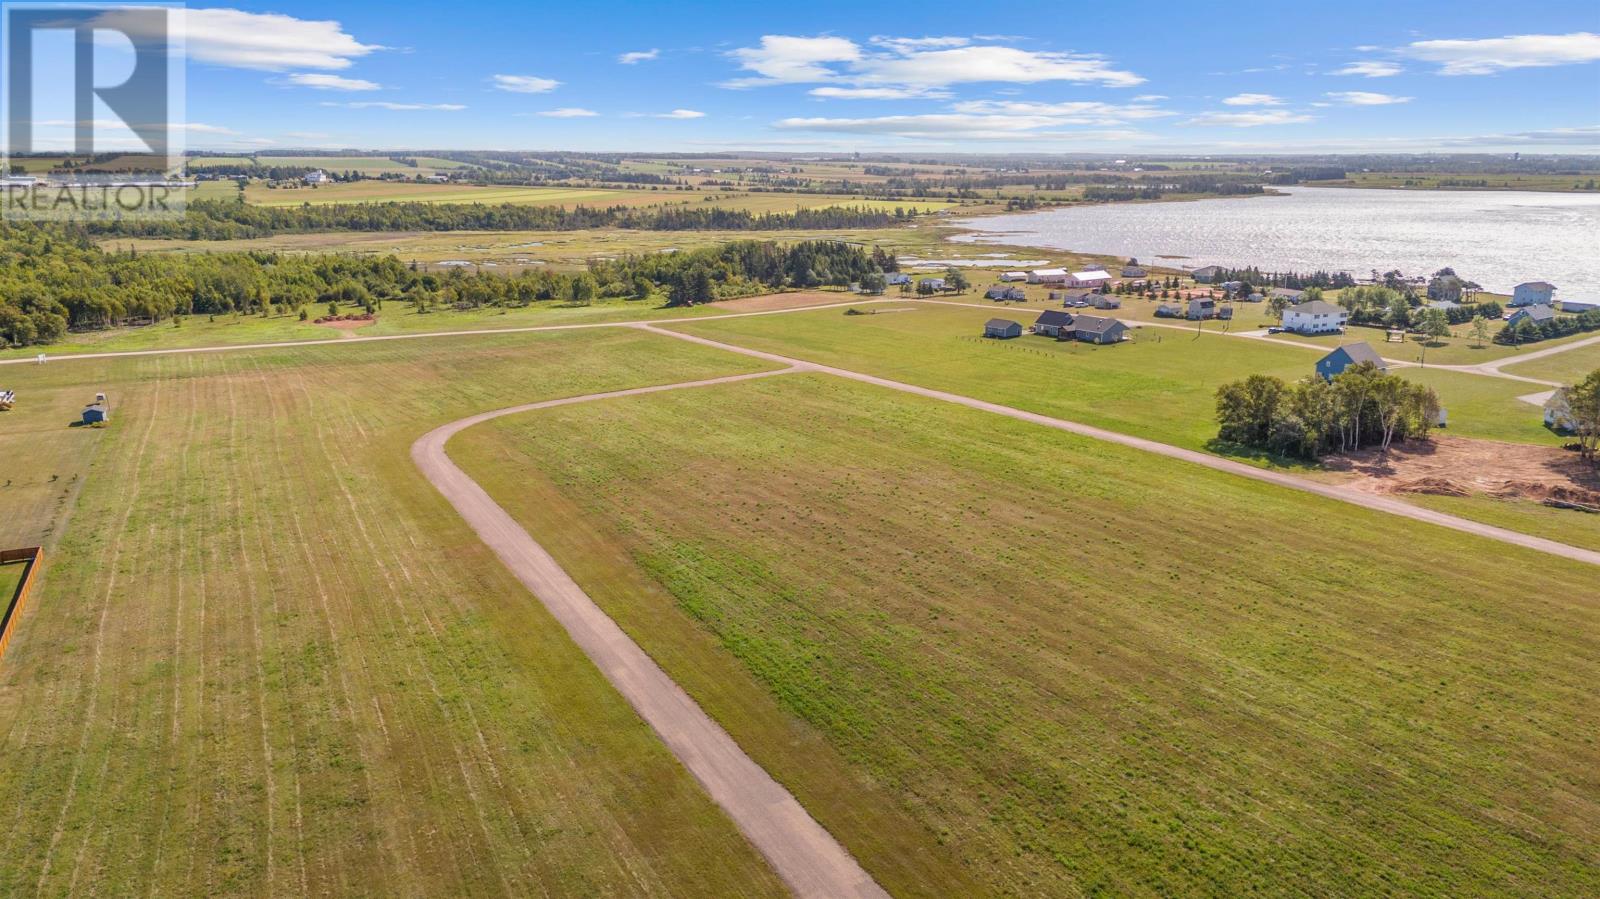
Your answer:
[918,277,947,292]
[1282,300,1349,335]
[303,170,330,184]
[1121,264,1147,278]
[1511,281,1556,307]
[984,318,1022,339]
[1316,343,1388,381]
[1190,265,1225,283]
[1506,304,1556,328]
[886,273,911,286]
[985,285,1027,301]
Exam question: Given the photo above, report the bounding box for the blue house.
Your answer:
[82,402,109,425]
[885,273,911,286]
[1316,342,1387,381]
[1506,304,1556,328]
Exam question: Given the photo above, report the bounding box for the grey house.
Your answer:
[1506,304,1556,328]
[1187,297,1218,320]
[1061,315,1129,345]
[984,318,1022,339]
[1155,303,1182,318]
[1270,287,1305,303]
[1033,309,1075,337]
[985,285,1027,301]
[1316,342,1388,380]
[1191,265,1224,283]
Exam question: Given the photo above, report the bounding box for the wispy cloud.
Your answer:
[1405,31,1600,75]
[1185,109,1314,127]
[809,86,951,100]
[774,113,1144,141]
[491,74,561,93]
[655,109,706,119]
[322,101,466,111]
[284,73,380,91]
[950,99,1175,122]
[1332,60,1403,77]
[1324,90,1412,106]
[618,48,659,64]
[534,107,600,117]
[1221,93,1282,106]
[724,34,1143,90]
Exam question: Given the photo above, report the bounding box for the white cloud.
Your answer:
[1406,32,1600,75]
[726,35,862,86]
[97,8,381,71]
[323,101,466,111]
[285,73,380,91]
[1185,109,1314,127]
[656,109,706,119]
[536,107,600,117]
[618,49,659,64]
[725,35,1143,89]
[773,113,1144,141]
[1222,93,1282,106]
[1332,60,1403,77]
[809,86,951,100]
[1325,90,1412,105]
[1132,93,1168,101]
[492,74,561,94]
[950,99,1175,122]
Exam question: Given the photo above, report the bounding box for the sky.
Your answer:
[14,0,1600,154]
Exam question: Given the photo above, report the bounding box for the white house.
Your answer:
[1065,269,1112,288]
[1282,299,1350,335]
[1000,271,1029,282]
[1028,268,1068,284]
[1544,388,1576,430]
[1511,281,1556,307]
[303,170,330,184]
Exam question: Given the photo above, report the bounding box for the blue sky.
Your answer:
[21,0,1600,153]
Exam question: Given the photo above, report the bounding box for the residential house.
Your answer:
[918,277,947,292]
[1058,288,1096,306]
[302,170,329,184]
[1282,299,1350,335]
[1219,280,1244,295]
[1065,269,1113,289]
[1032,310,1075,337]
[885,273,911,286]
[1316,342,1388,381]
[1000,271,1029,282]
[985,285,1027,301]
[1155,303,1182,318]
[1506,304,1556,328]
[1091,295,1122,310]
[1120,265,1147,278]
[1190,265,1224,283]
[1511,281,1556,307]
[984,318,1022,339]
[1060,315,1129,345]
[1544,388,1576,430]
[1028,268,1068,284]
[1187,297,1218,320]
[1269,287,1305,304]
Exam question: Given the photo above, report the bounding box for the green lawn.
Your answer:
[454,372,1600,897]
[0,562,24,607]
[1500,341,1600,385]
[0,331,796,896]
[1404,493,1600,553]
[673,302,1561,453]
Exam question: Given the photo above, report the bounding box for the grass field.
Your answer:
[190,156,472,175]
[453,372,1600,896]
[0,331,811,896]
[1404,493,1600,553]
[673,302,1564,451]
[1311,172,1600,192]
[0,562,24,608]
[1500,340,1600,385]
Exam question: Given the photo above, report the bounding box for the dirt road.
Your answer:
[412,367,889,899]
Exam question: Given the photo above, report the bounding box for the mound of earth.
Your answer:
[1328,435,1600,503]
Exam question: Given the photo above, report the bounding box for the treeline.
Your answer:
[1339,285,1503,328]
[1204,266,1357,289]
[0,228,882,346]
[1215,366,1441,461]
[77,198,912,240]
[1498,307,1600,345]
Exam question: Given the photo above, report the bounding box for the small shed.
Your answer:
[984,318,1022,339]
[1316,342,1388,381]
[82,402,109,425]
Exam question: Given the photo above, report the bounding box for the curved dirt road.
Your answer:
[412,367,889,899]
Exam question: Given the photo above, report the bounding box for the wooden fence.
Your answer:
[0,546,43,662]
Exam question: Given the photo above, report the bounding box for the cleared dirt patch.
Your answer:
[707,292,865,313]
[1328,435,1600,504]
[315,318,376,337]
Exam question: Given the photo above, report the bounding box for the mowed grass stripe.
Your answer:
[0,332,790,896]
[455,373,1599,896]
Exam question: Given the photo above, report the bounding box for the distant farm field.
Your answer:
[0,332,797,896]
[189,155,472,175]
[454,371,1600,897]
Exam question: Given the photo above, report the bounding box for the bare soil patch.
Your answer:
[1327,435,1600,504]
[316,318,376,337]
[709,292,862,313]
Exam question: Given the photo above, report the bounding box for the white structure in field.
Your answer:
[1028,268,1068,284]
[1282,300,1350,335]
[1064,269,1112,288]
[1510,281,1555,307]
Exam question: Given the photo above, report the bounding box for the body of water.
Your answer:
[952,187,1600,297]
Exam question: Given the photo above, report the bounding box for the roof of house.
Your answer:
[1270,287,1305,298]
[1071,269,1111,279]
[1191,265,1223,274]
[1512,304,1556,321]
[1286,300,1346,316]
[1035,310,1075,327]
[985,318,1020,330]
[1516,281,1556,290]
[1071,315,1122,334]
[1322,342,1385,368]
[1032,268,1067,277]
[1003,271,1027,277]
